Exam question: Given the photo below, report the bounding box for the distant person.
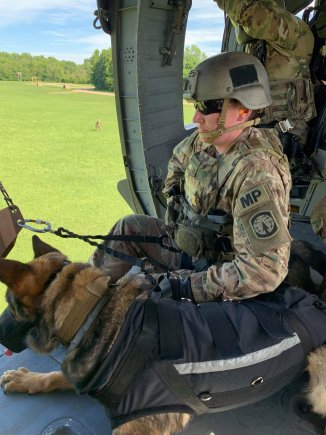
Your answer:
[90,52,292,302]
[214,0,316,166]
[95,119,101,131]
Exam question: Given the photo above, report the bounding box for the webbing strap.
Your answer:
[200,303,242,358]
[158,299,183,360]
[90,298,158,403]
[283,311,314,356]
[240,300,290,339]
[155,360,208,415]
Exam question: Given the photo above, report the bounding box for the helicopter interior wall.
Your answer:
[111,0,191,218]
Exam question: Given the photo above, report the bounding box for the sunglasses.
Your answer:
[194,99,224,115]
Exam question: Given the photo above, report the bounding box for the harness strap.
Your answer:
[154,360,208,415]
[198,363,304,412]
[66,292,113,353]
[94,234,180,253]
[101,244,169,272]
[240,300,291,339]
[283,311,314,356]
[89,298,159,403]
[199,303,242,358]
[55,266,108,345]
[158,299,184,360]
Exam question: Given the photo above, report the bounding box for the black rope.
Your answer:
[52,227,171,273]
[53,227,181,253]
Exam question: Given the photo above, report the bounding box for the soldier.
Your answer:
[214,0,316,165]
[91,52,292,302]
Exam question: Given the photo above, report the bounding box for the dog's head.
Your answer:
[0,235,69,323]
[0,236,112,353]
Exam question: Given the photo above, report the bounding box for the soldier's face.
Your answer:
[193,102,250,151]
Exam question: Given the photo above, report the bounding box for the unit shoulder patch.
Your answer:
[235,184,269,216]
[234,183,292,255]
[249,211,279,239]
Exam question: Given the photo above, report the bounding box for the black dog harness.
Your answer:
[71,286,326,428]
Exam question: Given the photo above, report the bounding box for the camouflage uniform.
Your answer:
[311,197,326,244]
[214,0,316,142]
[92,127,292,302]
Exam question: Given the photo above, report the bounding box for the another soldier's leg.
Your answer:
[90,214,183,282]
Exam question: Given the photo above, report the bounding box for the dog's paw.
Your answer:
[1,367,45,394]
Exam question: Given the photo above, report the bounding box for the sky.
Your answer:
[0,0,225,64]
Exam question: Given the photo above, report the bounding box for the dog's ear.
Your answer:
[32,235,61,258]
[0,258,30,289]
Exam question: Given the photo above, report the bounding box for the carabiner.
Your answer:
[17,219,52,233]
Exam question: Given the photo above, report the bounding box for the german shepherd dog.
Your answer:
[0,236,190,434]
[1,236,326,434]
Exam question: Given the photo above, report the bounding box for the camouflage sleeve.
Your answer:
[311,196,326,244]
[214,0,309,51]
[163,131,198,196]
[190,155,292,301]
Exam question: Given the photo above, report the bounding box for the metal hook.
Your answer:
[17,219,52,233]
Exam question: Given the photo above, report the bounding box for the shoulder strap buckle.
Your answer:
[278,119,293,133]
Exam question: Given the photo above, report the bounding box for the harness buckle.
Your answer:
[278,119,293,133]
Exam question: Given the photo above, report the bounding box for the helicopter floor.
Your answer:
[1,344,325,435]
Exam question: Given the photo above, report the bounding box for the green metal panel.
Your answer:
[110,0,191,218]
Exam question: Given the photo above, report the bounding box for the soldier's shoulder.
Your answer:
[174,130,199,154]
[234,129,286,175]
[239,127,282,156]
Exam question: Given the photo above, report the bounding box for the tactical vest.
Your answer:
[245,41,316,130]
[165,131,288,262]
[263,78,316,126]
[78,286,326,428]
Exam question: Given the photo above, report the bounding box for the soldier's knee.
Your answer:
[118,214,149,233]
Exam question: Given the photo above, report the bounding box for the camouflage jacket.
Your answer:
[163,128,292,301]
[214,0,316,129]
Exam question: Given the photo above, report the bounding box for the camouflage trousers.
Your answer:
[90,214,185,282]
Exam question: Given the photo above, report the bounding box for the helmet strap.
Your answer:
[199,98,261,141]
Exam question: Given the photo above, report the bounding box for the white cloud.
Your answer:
[41,30,67,38]
[0,0,94,27]
[74,34,111,49]
[0,0,224,62]
[186,29,223,45]
[185,0,224,55]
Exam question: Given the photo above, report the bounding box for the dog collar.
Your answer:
[54,269,111,347]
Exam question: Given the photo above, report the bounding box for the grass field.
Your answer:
[0,81,195,312]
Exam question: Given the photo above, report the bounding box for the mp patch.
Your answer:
[250,211,279,239]
[235,184,269,216]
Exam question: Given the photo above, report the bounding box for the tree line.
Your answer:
[0,45,206,90]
